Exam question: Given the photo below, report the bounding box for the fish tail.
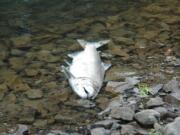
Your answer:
[77,39,110,49]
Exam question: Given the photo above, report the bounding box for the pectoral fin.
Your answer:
[61,65,75,79]
[68,51,81,58]
[102,62,111,71]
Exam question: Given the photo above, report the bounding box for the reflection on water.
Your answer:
[0,0,179,134]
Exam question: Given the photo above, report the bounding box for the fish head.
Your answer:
[70,78,97,99]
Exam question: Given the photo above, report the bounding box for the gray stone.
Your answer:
[146,97,164,108]
[94,119,120,130]
[154,107,168,117]
[149,84,163,95]
[110,107,134,121]
[134,109,160,126]
[106,81,134,94]
[163,79,179,93]
[164,117,180,135]
[120,124,137,135]
[91,127,110,135]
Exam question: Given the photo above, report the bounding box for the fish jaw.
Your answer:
[69,78,98,99]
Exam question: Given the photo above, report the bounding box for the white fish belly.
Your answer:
[70,47,104,85]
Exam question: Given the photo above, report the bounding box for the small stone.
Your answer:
[113,37,134,45]
[11,49,25,56]
[91,127,110,135]
[134,109,160,126]
[11,34,31,48]
[25,89,43,99]
[33,120,47,129]
[110,107,134,121]
[164,117,180,135]
[120,124,137,135]
[94,119,120,130]
[37,50,59,63]
[25,68,39,77]
[146,97,164,108]
[9,57,26,70]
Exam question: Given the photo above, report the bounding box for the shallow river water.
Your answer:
[0,0,179,134]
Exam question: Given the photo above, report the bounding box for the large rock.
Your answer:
[164,117,180,135]
[110,107,134,121]
[134,109,160,126]
[146,97,164,108]
[91,127,110,135]
[120,124,137,135]
[163,79,180,107]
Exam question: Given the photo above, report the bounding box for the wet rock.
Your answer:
[110,107,134,121]
[33,119,47,129]
[10,49,25,56]
[91,127,110,135]
[36,50,60,63]
[109,45,129,58]
[113,37,134,45]
[25,68,39,77]
[9,57,26,70]
[11,34,32,49]
[149,84,163,95]
[45,81,58,89]
[25,89,43,99]
[134,109,160,126]
[54,114,75,124]
[9,77,31,92]
[76,99,96,108]
[23,100,48,118]
[19,107,35,124]
[120,124,137,135]
[146,97,164,108]
[0,84,8,101]
[164,117,180,135]
[0,50,9,61]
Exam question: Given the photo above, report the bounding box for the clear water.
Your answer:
[0,0,179,134]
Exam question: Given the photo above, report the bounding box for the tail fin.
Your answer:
[77,39,110,49]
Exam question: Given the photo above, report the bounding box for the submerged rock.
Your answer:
[25,89,43,99]
[164,117,180,135]
[134,109,160,126]
[11,34,32,49]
